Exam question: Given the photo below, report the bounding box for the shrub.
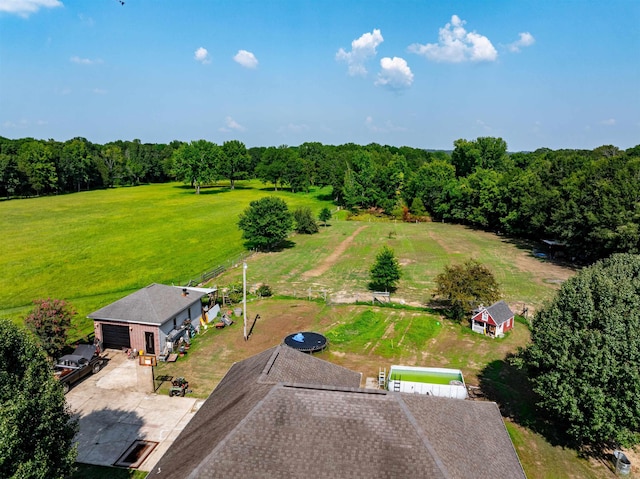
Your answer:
[256,284,273,297]
[293,207,319,234]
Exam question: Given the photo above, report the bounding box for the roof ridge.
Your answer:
[187,384,278,478]
[260,347,282,379]
[395,394,452,479]
[146,283,163,323]
[280,383,385,395]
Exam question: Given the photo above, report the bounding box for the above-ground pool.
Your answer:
[387,365,468,399]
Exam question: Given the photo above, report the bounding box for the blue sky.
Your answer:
[1,0,638,151]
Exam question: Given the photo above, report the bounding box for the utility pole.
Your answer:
[243,262,247,340]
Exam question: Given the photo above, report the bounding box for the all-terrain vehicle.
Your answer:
[169,377,189,397]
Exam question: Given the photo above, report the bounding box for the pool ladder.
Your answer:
[393,376,401,392]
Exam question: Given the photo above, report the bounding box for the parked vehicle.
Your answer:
[54,344,106,394]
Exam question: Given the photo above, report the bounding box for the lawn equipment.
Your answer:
[169,377,189,397]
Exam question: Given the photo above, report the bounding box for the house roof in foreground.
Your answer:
[87,283,205,325]
[151,345,525,479]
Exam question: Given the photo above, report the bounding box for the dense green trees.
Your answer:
[3,134,640,264]
[0,319,78,478]
[255,146,288,190]
[0,136,176,195]
[433,259,501,320]
[171,140,220,194]
[18,141,58,195]
[517,254,640,447]
[220,140,250,190]
[237,197,294,250]
[369,246,402,292]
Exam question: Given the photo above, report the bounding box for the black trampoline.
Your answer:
[284,331,327,353]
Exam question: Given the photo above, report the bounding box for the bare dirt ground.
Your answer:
[302,225,368,278]
[430,228,576,286]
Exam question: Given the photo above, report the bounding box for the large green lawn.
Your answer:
[213,219,570,311]
[1,182,566,335]
[3,182,607,478]
[0,181,333,337]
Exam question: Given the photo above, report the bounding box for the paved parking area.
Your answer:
[65,350,204,471]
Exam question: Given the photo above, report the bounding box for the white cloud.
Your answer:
[278,123,309,133]
[508,32,535,52]
[194,47,210,64]
[233,50,258,69]
[2,119,31,128]
[336,28,384,76]
[219,116,246,133]
[78,13,94,27]
[0,0,62,17]
[365,116,407,133]
[70,56,102,65]
[375,57,414,90]
[600,118,616,126]
[408,15,497,63]
[92,88,107,95]
[474,119,492,132]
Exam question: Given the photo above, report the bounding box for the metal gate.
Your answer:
[101,324,131,350]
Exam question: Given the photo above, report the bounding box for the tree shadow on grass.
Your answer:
[478,356,579,450]
[315,192,335,202]
[244,239,296,252]
[172,184,243,196]
[481,358,631,469]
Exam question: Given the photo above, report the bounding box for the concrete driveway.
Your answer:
[65,349,204,471]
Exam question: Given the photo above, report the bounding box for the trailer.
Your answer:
[387,365,468,399]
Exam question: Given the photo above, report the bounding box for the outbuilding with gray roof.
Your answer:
[89,283,208,357]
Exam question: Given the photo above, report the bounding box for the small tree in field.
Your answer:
[25,298,75,359]
[318,207,332,226]
[433,259,500,320]
[237,196,293,251]
[410,197,427,217]
[0,319,78,478]
[293,207,319,234]
[369,246,402,292]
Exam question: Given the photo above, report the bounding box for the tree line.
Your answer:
[2,135,639,263]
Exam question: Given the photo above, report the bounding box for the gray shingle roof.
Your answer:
[262,344,362,387]
[87,283,205,325]
[485,300,515,325]
[151,345,525,479]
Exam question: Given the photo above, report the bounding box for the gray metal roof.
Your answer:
[151,345,526,479]
[485,300,515,326]
[87,283,205,325]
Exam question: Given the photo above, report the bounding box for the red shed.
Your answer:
[471,300,515,338]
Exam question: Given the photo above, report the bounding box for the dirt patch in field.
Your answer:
[302,225,368,278]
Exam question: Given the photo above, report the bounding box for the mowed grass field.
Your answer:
[213,219,574,312]
[3,182,612,478]
[153,298,607,479]
[0,181,333,337]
